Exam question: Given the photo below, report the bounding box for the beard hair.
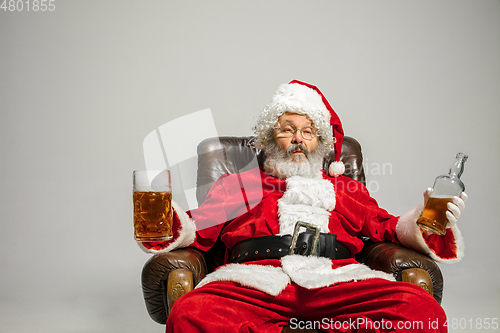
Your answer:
[263,141,326,179]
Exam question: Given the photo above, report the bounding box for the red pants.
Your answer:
[166,278,446,333]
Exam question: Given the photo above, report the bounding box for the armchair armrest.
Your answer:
[141,248,208,324]
[358,242,444,304]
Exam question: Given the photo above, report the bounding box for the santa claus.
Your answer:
[140,80,467,333]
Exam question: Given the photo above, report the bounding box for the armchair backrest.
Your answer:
[196,136,366,205]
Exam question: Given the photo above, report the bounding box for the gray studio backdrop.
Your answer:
[1,1,499,332]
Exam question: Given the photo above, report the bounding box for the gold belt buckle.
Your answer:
[288,221,321,256]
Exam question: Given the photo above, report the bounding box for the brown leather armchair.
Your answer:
[141,136,444,330]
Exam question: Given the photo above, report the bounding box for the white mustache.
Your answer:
[287,144,310,158]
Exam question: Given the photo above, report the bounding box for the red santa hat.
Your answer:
[254,80,345,177]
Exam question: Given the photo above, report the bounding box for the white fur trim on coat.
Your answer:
[281,255,395,289]
[277,176,335,235]
[137,200,197,254]
[195,264,291,296]
[282,176,336,210]
[395,205,464,263]
[195,256,395,296]
[278,203,331,236]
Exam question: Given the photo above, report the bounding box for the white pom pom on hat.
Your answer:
[329,161,345,177]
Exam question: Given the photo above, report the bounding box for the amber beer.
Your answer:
[417,197,454,236]
[133,170,173,242]
[134,191,173,241]
[417,153,468,235]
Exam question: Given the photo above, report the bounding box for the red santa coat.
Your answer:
[140,167,463,296]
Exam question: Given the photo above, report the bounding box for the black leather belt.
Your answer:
[229,231,351,264]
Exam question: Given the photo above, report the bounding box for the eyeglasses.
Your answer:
[273,124,317,140]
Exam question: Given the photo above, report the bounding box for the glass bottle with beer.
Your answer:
[417,153,468,235]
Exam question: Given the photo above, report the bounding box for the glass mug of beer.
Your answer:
[133,170,173,242]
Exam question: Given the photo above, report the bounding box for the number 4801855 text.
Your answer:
[1,0,56,11]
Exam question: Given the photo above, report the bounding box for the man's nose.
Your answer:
[291,129,304,144]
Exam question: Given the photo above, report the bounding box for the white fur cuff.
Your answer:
[395,205,464,263]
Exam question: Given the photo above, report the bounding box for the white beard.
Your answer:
[263,142,324,179]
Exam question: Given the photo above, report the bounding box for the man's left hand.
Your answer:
[446,192,468,228]
[423,188,468,228]
[424,188,468,229]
